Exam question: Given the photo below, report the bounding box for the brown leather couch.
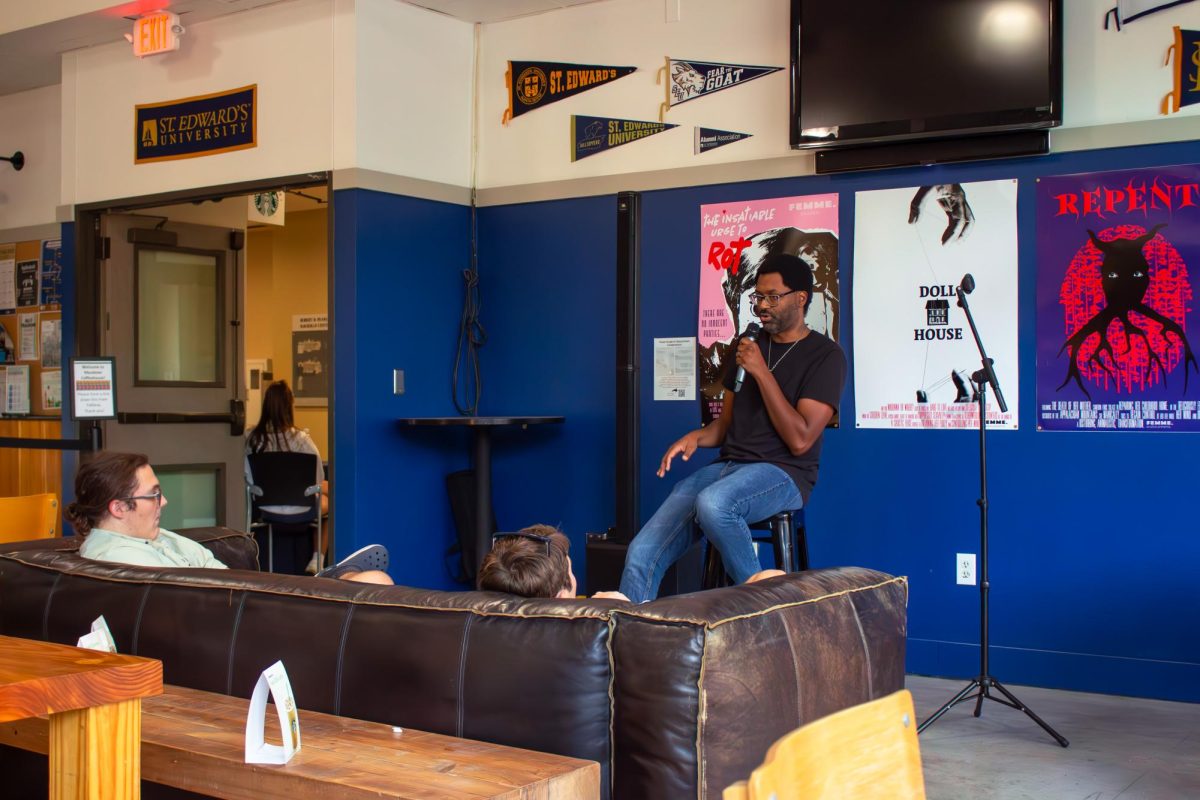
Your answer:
[0,528,907,800]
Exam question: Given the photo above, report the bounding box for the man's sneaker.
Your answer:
[316,544,389,579]
[304,553,320,575]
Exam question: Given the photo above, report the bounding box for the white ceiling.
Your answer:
[0,0,612,97]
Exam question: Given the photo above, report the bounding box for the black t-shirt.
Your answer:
[719,331,847,502]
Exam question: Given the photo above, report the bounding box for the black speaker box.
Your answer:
[614,191,641,544]
[814,130,1050,174]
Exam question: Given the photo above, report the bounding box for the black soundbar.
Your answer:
[814,130,1049,174]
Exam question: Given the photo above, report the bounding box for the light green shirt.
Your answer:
[79,527,228,570]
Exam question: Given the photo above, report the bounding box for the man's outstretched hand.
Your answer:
[909,184,975,244]
[658,431,702,477]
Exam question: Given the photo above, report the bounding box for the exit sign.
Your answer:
[132,12,182,58]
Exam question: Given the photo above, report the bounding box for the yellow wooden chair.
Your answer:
[723,689,926,800]
[0,493,60,543]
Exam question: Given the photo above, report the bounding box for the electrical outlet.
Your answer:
[393,369,405,395]
[956,553,976,586]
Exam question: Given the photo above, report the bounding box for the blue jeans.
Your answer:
[618,461,803,603]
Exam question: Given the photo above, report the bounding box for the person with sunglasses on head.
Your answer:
[619,253,847,604]
[69,451,392,584]
[477,525,630,600]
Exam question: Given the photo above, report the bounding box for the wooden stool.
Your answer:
[702,509,808,589]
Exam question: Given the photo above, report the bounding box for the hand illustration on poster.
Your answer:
[697,195,840,424]
[854,179,1019,430]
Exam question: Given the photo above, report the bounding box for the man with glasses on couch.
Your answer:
[69,451,392,584]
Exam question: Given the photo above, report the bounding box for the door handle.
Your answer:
[118,399,247,437]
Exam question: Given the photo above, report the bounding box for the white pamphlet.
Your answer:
[653,337,697,401]
[76,615,117,652]
[245,660,301,764]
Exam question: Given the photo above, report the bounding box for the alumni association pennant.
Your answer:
[572,115,677,161]
[504,61,637,123]
[694,127,753,154]
[658,58,782,120]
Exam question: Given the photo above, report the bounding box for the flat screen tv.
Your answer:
[790,0,1063,150]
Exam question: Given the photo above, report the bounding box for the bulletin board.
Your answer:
[0,238,63,416]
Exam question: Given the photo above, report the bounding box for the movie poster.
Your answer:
[697,194,839,423]
[1036,165,1200,431]
[854,180,1020,430]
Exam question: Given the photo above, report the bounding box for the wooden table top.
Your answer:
[0,634,162,722]
[1,683,600,800]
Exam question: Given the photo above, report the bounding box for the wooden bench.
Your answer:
[0,682,599,799]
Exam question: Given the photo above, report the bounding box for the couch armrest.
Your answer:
[175,527,260,571]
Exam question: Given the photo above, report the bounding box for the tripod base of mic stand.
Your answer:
[918,675,1069,748]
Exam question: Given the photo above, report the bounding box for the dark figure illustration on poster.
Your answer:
[1057,224,1197,399]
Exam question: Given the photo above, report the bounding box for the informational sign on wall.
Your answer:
[854,180,1019,430]
[71,357,117,420]
[697,193,840,423]
[291,314,328,405]
[1036,165,1200,431]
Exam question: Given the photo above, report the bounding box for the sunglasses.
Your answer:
[491,531,552,556]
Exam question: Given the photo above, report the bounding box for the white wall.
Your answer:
[62,0,337,206]
[355,0,475,185]
[477,0,795,190]
[0,85,61,229]
[476,0,1200,192]
[1064,0,1200,128]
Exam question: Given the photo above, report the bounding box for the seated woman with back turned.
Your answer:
[245,379,328,574]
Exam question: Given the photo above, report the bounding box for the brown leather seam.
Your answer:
[613,576,909,630]
[847,592,874,698]
[606,615,616,795]
[0,556,617,619]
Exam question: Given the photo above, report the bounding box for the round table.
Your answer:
[396,416,565,572]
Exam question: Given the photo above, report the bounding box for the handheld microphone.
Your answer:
[732,323,762,393]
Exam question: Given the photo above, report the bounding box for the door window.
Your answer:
[156,464,224,529]
[135,247,224,385]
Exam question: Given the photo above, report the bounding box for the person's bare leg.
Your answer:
[341,569,393,585]
[746,569,785,584]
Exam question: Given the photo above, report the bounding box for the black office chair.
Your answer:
[245,451,323,574]
[701,509,808,589]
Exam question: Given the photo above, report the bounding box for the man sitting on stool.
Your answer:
[69,451,392,585]
[619,254,846,603]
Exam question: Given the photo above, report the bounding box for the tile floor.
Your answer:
[908,675,1200,800]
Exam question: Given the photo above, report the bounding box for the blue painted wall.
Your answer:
[332,189,473,589]
[474,195,617,554]
[466,140,1200,703]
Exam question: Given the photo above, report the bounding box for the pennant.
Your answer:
[571,115,677,161]
[503,61,637,123]
[694,127,752,154]
[657,58,782,120]
[1161,26,1200,114]
[1105,0,1195,30]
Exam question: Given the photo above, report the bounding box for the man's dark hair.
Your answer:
[477,524,572,598]
[757,253,815,312]
[64,451,150,535]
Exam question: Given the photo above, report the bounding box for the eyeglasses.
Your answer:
[749,289,800,307]
[122,489,164,506]
[492,531,552,556]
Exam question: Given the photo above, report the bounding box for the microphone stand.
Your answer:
[917,275,1068,748]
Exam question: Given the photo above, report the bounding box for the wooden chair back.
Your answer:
[723,689,925,800]
[0,493,60,543]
